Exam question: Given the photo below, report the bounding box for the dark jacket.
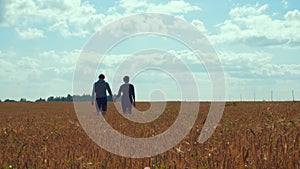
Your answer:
[92,79,112,99]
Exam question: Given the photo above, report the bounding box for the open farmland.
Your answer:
[0,102,299,169]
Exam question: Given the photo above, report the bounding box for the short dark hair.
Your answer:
[123,76,129,83]
[99,74,105,79]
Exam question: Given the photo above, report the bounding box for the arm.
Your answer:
[131,85,136,107]
[91,84,95,105]
[116,85,122,98]
[107,83,113,97]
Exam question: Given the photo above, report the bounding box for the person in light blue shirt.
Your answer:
[91,74,113,115]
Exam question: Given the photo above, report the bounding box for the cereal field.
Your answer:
[0,102,299,168]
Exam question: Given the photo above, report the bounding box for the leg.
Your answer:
[121,100,127,114]
[128,98,133,114]
[122,97,132,114]
[128,104,132,114]
[95,98,101,115]
[100,97,108,115]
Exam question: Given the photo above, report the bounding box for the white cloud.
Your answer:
[0,58,15,79]
[0,55,41,82]
[105,0,203,38]
[40,49,80,65]
[285,9,300,21]
[211,4,300,47]
[96,50,300,80]
[191,19,207,33]
[40,50,59,59]
[219,51,272,65]
[253,64,300,77]
[2,0,201,38]
[219,51,271,73]
[229,4,268,17]
[0,49,81,84]
[38,0,81,10]
[2,0,105,37]
[170,50,203,64]
[16,28,46,39]
[94,49,204,72]
[219,51,300,79]
[17,57,39,69]
[0,50,16,58]
[103,14,171,38]
[146,0,201,14]
[109,0,200,15]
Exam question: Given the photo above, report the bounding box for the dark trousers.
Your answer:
[96,97,107,114]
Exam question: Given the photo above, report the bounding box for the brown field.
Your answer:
[0,102,299,169]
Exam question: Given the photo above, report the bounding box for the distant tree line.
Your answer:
[47,94,73,102]
[0,94,114,103]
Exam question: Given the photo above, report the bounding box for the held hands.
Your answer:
[112,94,118,102]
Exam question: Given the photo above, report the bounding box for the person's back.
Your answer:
[94,79,110,98]
[91,74,112,115]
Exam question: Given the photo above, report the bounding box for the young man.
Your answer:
[116,76,135,114]
[91,74,113,115]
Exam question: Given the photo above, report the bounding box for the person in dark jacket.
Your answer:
[91,74,113,115]
[116,76,135,114]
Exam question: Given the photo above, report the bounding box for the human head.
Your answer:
[99,74,105,80]
[123,76,129,83]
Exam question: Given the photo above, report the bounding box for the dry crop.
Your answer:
[0,102,299,168]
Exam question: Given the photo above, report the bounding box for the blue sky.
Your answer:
[0,0,299,101]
